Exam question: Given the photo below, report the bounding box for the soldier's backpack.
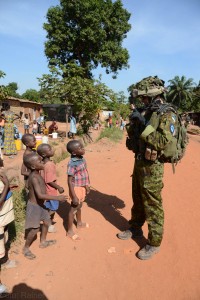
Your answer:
[127,76,188,171]
[141,103,188,171]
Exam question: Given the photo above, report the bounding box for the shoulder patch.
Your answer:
[170,124,175,134]
[171,114,176,123]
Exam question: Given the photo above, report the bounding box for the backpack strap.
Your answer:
[157,103,177,115]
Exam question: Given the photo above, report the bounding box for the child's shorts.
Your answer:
[24,125,29,130]
[25,201,51,229]
[44,200,59,211]
[69,186,86,204]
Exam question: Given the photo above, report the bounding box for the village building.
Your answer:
[99,109,114,121]
[0,96,42,120]
[187,112,200,126]
[42,103,73,122]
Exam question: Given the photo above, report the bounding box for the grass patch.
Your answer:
[53,151,69,164]
[187,128,200,135]
[97,127,123,142]
[8,187,26,244]
[50,141,59,146]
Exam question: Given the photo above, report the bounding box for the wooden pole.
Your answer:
[66,111,68,138]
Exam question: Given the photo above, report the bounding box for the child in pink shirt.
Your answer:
[37,144,64,233]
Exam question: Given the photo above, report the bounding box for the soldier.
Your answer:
[118,76,173,260]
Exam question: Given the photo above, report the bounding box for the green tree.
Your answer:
[21,89,40,102]
[167,76,195,111]
[38,72,116,124]
[116,91,127,104]
[191,80,200,111]
[110,91,129,119]
[43,0,131,78]
[0,71,8,100]
[6,82,20,98]
[38,73,64,104]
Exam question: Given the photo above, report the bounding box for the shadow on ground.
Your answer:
[56,189,128,232]
[6,283,48,300]
[56,201,71,232]
[56,190,148,248]
[86,189,148,248]
[86,189,128,231]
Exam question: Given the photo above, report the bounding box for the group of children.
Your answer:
[21,114,48,135]
[21,134,90,259]
[0,127,90,296]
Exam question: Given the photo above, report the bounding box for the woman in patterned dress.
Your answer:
[1,104,20,157]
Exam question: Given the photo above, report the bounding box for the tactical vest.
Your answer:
[126,104,188,171]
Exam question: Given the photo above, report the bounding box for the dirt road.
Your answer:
[2,131,200,300]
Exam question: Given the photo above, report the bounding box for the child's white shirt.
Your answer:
[22,118,29,125]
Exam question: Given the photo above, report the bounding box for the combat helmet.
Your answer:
[132,76,166,98]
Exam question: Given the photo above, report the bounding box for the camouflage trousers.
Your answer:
[130,158,164,247]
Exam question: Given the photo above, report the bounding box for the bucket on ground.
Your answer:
[35,135,42,149]
[42,136,49,144]
[15,139,22,151]
[52,132,58,139]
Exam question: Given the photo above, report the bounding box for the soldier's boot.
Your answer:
[117,227,143,240]
[137,244,160,260]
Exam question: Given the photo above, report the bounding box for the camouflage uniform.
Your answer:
[130,109,177,247]
[117,76,183,259]
[117,77,178,255]
[131,159,164,246]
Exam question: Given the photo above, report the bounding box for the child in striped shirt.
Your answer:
[66,140,90,241]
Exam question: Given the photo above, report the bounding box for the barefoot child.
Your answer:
[23,153,68,260]
[37,144,64,233]
[66,140,90,240]
[21,134,36,194]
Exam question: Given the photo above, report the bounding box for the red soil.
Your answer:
[2,124,200,300]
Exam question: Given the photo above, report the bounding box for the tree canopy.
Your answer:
[167,75,195,111]
[6,82,20,98]
[0,71,8,100]
[38,71,116,123]
[21,89,41,102]
[43,0,131,78]
[192,81,200,111]
[0,76,21,99]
